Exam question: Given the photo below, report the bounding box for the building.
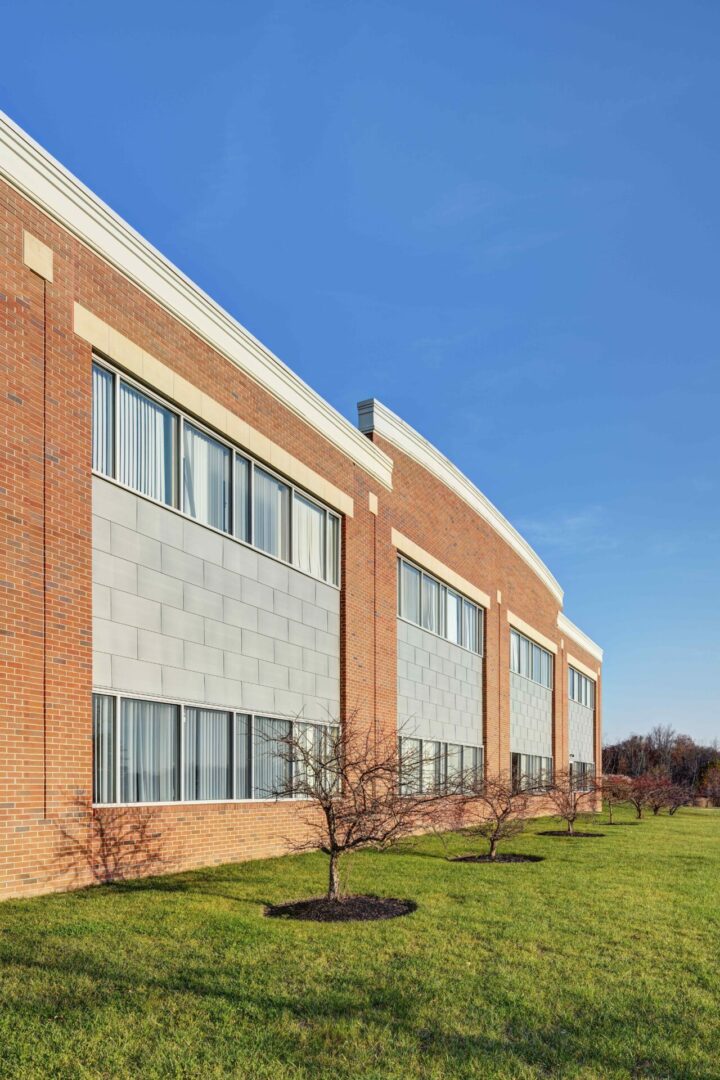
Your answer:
[0,113,603,900]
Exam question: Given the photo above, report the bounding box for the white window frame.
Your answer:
[397,556,484,656]
[509,628,554,689]
[91,689,338,808]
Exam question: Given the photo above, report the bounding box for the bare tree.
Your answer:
[626,774,659,819]
[270,718,448,902]
[545,768,598,835]
[666,784,692,816]
[456,773,531,859]
[599,774,632,824]
[647,772,674,816]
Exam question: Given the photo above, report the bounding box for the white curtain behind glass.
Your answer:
[92,694,115,803]
[183,423,230,532]
[184,707,231,800]
[234,456,251,543]
[120,699,179,803]
[253,468,289,561]
[293,493,325,579]
[92,365,114,476]
[119,384,176,505]
[235,714,251,798]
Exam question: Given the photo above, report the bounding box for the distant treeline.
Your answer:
[603,725,719,792]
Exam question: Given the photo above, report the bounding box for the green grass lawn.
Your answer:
[1,806,719,1080]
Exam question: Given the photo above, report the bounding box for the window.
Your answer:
[92,693,115,803]
[93,693,336,805]
[397,557,484,654]
[570,760,594,790]
[184,707,232,801]
[293,493,325,580]
[92,363,114,476]
[120,698,180,803]
[91,360,341,585]
[118,381,177,506]
[511,752,553,793]
[253,467,290,562]
[569,666,595,709]
[510,629,553,689]
[399,737,484,795]
[183,423,231,532]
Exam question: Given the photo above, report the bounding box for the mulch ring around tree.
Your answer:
[264,895,417,922]
[451,853,544,864]
[538,830,605,838]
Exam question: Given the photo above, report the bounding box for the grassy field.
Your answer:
[1,806,719,1080]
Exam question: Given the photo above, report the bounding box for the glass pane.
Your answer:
[532,644,542,683]
[422,575,440,634]
[92,694,115,804]
[253,467,290,561]
[463,601,477,652]
[569,668,575,700]
[510,630,520,673]
[293,493,326,579]
[519,635,530,678]
[235,714,251,798]
[422,741,444,793]
[447,743,463,786]
[234,455,251,543]
[120,698,179,803]
[327,514,340,586]
[183,422,231,532]
[446,591,461,644]
[400,737,422,795]
[253,716,291,798]
[184,707,232,801]
[119,382,177,505]
[92,363,114,476]
[399,561,421,624]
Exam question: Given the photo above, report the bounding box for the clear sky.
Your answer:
[3,1,719,744]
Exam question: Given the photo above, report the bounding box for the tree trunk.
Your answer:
[489,836,497,860]
[636,805,643,819]
[328,851,341,901]
[567,819,574,836]
[608,800,614,825]
[653,806,660,816]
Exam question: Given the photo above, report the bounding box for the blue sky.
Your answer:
[3,1,719,743]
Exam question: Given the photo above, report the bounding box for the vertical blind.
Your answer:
[120,698,180,803]
[398,557,483,653]
[184,707,232,800]
[183,423,231,532]
[253,467,290,562]
[92,693,115,803]
[92,363,114,477]
[293,493,325,579]
[118,382,176,506]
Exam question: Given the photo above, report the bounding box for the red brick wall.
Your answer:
[0,176,601,899]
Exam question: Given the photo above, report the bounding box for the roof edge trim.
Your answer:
[0,112,393,490]
[359,398,564,603]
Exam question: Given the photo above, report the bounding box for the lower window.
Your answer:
[511,752,553,793]
[92,692,337,805]
[399,736,483,795]
[570,760,595,791]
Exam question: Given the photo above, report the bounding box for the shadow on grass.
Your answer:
[0,942,689,1080]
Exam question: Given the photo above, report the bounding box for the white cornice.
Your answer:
[0,112,393,491]
[359,399,564,604]
[557,613,603,663]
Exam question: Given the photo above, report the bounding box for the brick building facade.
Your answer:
[0,113,602,900]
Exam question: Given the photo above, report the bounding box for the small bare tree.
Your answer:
[545,768,598,835]
[666,784,692,816]
[457,773,531,859]
[599,774,632,824]
[271,718,447,902]
[627,774,661,819]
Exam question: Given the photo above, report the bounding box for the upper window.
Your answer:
[569,667,595,709]
[91,360,340,586]
[510,628,553,689]
[397,557,484,654]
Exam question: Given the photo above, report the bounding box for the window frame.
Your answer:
[568,665,595,709]
[91,690,338,808]
[509,628,554,689]
[91,355,341,588]
[397,556,484,656]
[399,736,484,795]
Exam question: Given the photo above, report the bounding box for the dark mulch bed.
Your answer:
[452,853,544,864]
[604,821,641,826]
[264,895,417,922]
[538,830,605,838]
